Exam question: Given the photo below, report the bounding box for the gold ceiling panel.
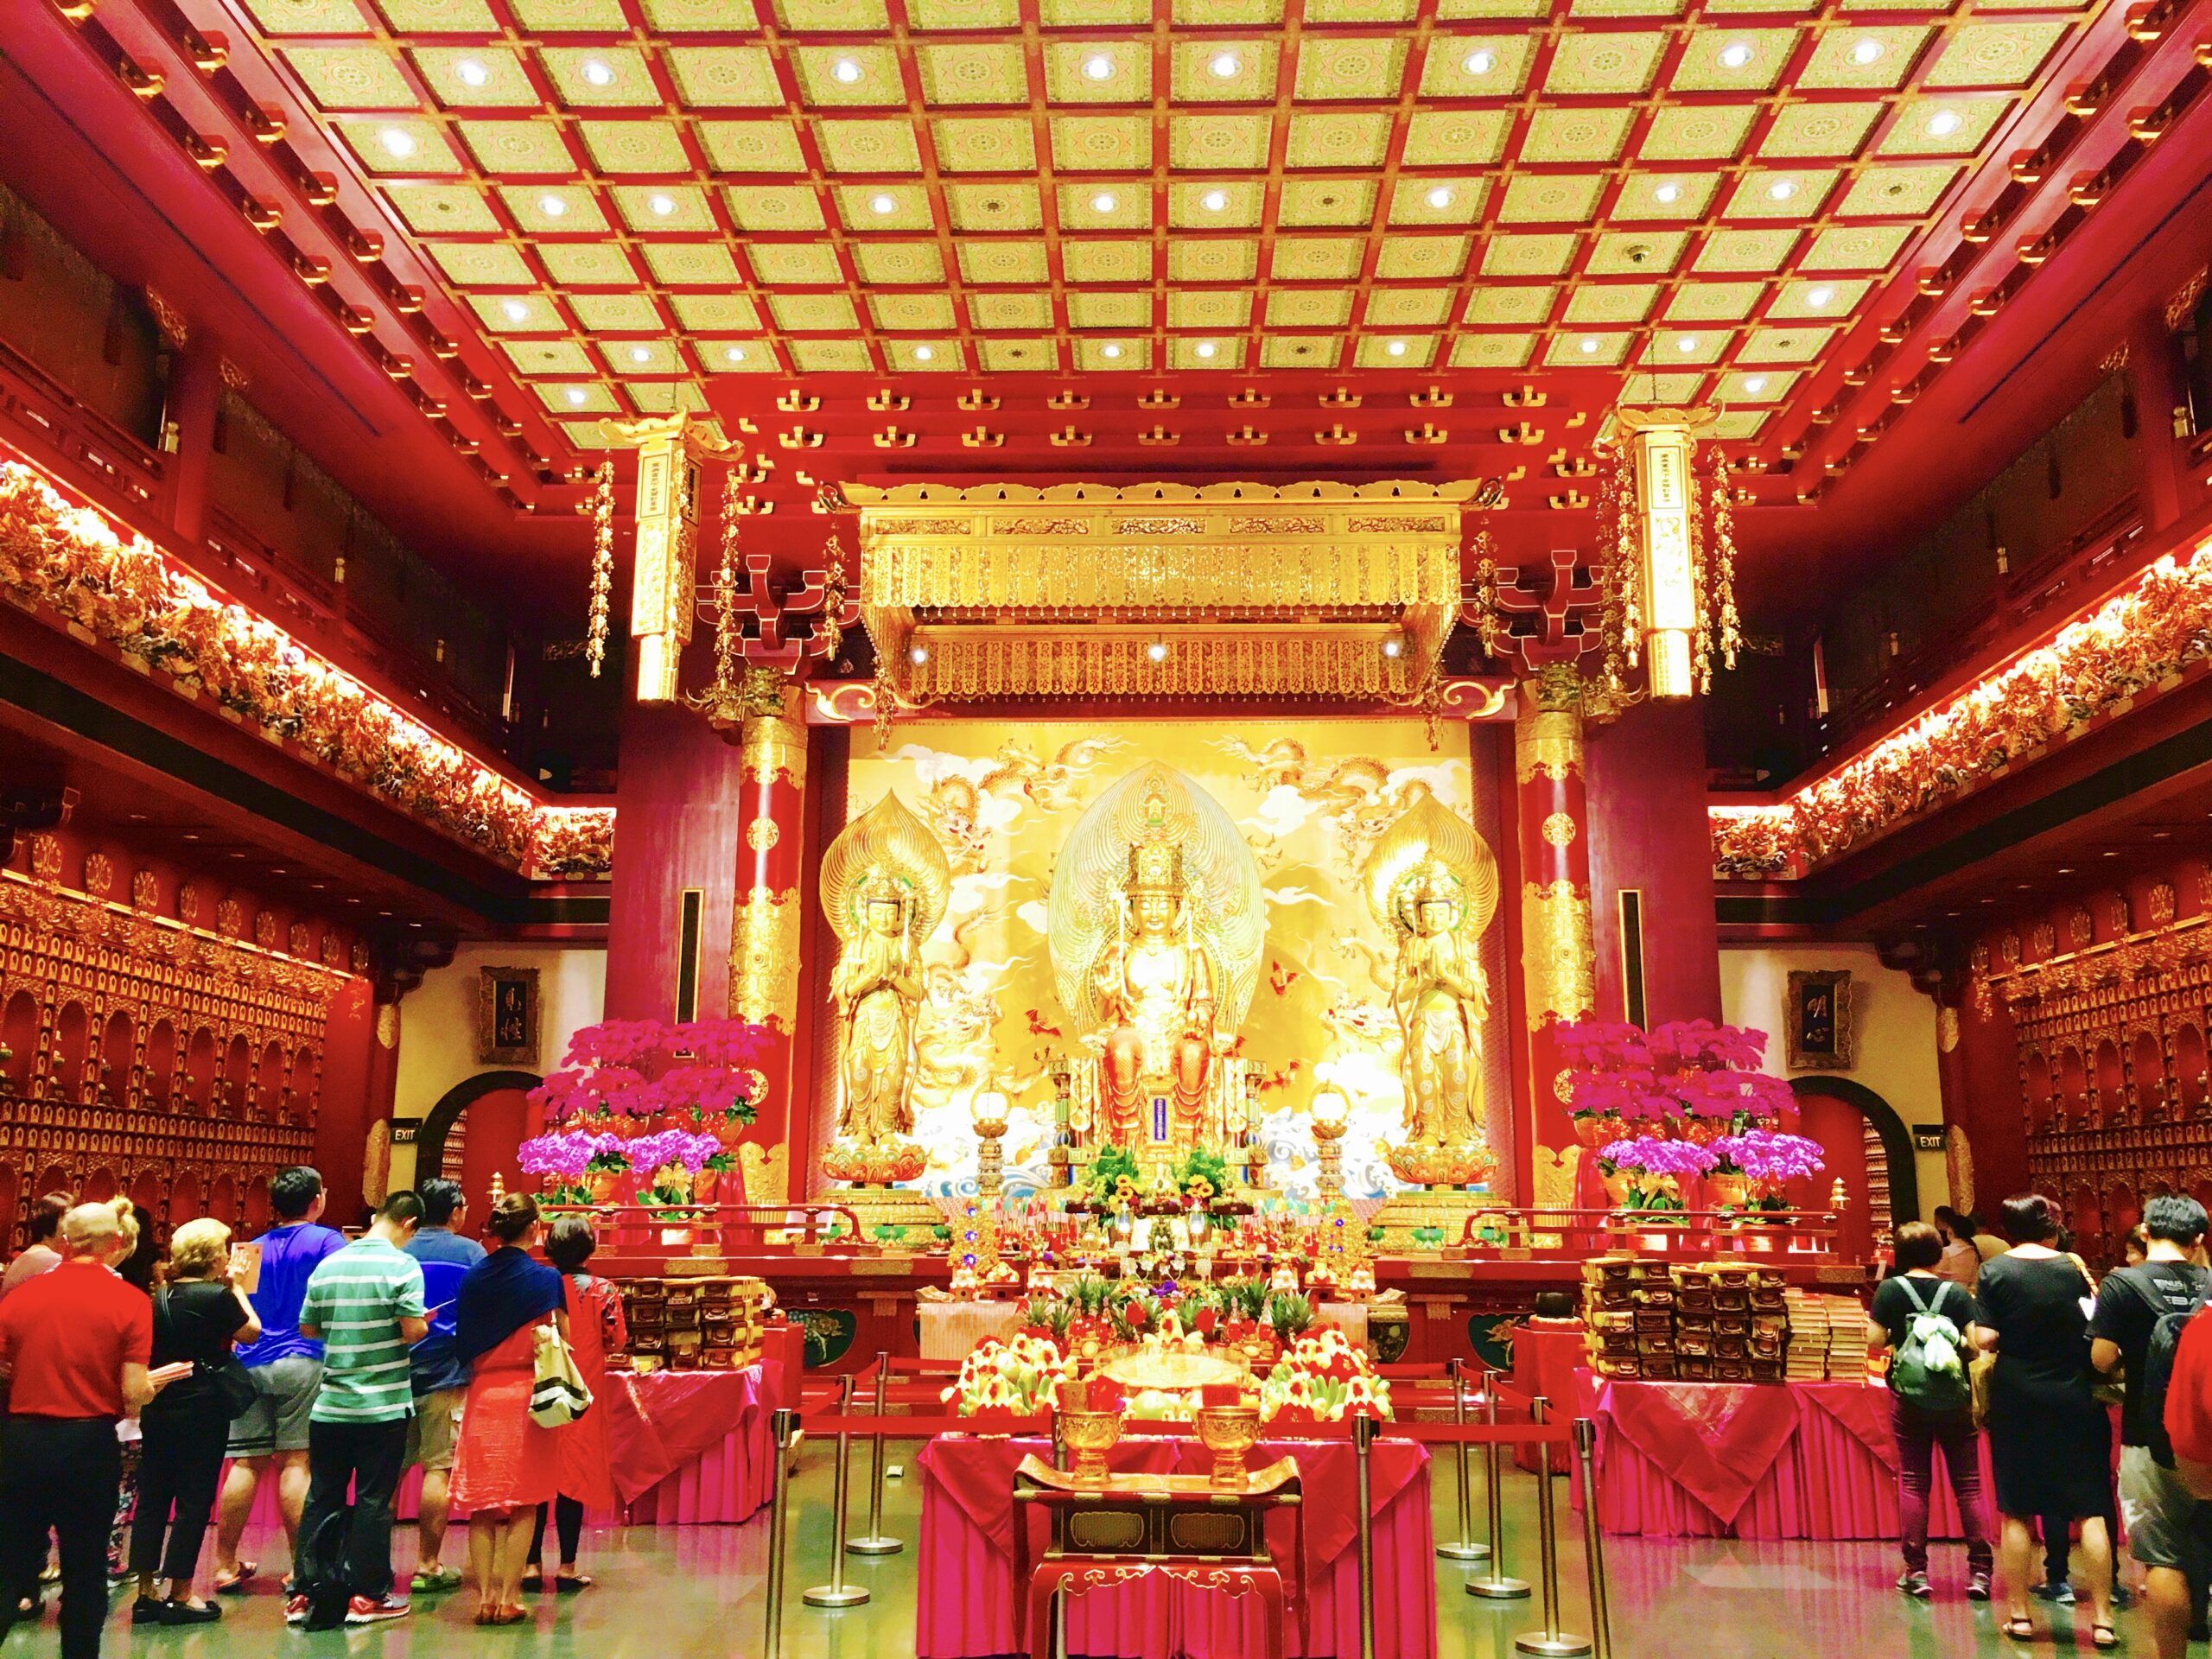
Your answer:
[218,0,2111,458]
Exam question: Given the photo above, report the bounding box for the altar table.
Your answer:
[227,1360,784,1529]
[914,1434,1436,1659]
[918,1299,1022,1360]
[1572,1371,1993,1540]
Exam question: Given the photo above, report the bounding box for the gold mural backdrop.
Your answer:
[836,718,1510,1201]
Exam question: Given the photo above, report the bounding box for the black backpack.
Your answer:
[2126,1264,2212,1468]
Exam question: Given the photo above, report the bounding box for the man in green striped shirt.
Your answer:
[291,1192,428,1630]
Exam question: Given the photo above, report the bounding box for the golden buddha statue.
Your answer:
[1048,765,1262,1179]
[1362,789,1499,1189]
[818,793,949,1186]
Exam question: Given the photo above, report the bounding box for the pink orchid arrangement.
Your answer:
[531,1017,768,1126]
[1595,1136,1718,1179]
[1708,1129,1826,1208]
[1556,1018,1794,1143]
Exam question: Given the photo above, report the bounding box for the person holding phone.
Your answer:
[0,1202,186,1659]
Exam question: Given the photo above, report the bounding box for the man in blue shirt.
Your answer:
[399,1179,484,1594]
[213,1166,345,1594]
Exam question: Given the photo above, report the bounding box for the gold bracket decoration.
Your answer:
[577,461,614,679]
[836,479,1491,707]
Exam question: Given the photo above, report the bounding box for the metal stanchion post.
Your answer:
[764,1408,800,1659]
[1438,1359,1489,1561]
[1572,1419,1612,1659]
[1353,1411,1377,1659]
[1467,1385,1529,1599]
[849,1351,902,1555]
[1512,1397,1590,1657]
[804,1375,868,1607]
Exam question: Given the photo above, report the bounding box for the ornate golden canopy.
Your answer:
[834,479,1485,705]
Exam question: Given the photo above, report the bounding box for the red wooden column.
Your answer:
[1512,665,1597,1211]
[726,670,810,1205]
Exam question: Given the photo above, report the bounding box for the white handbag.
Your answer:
[528,1322,593,1427]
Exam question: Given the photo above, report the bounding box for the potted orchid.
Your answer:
[626,1128,724,1211]
[516,1130,601,1205]
[1594,1135,1716,1215]
[1557,1018,1796,1148]
[1708,1128,1827,1217]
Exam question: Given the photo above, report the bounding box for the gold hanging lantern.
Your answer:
[1600,407,1742,700]
[600,412,738,704]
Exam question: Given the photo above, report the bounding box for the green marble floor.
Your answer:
[26,1446,2164,1659]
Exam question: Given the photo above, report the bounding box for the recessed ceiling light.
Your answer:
[1200,188,1229,212]
[1196,340,1217,359]
[564,386,588,406]
[1425,185,1454,208]
[580,58,614,86]
[629,346,652,364]
[1145,640,1169,663]
[1849,37,1885,64]
[648,193,677,215]
[869,193,897,214]
[1654,181,1681,204]
[1806,285,1835,308]
[454,58,489,87]
[1927,109,1962,137]
[914,345,934,361]
[1091,191,1117,213]
[538,194,566,217]
[1744,374,1768,393]
[1101,342,1122,359]
[1209,51,1241,78]
[1718,41,1753,68]
[377,127,416,158]
[1382,637,1402,658]
[1083,53,1114,80]
[831,57,862,84]
[500,299,529,321]
[1579,336,1600,354]
[724,346,747,363]
[1767,178,1797,200]
[909,645,929,664]
[1462,48,1495,75]
[1386,339,1408,356]
[1675,334,1699,353]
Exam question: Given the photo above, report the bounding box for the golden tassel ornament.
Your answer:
[581,461,615,679]
[1707,447,1743,671]
[711,466,743,698]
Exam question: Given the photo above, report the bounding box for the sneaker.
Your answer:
[1897,1571,1932,1599]
[2113,1585,2136,1611]
[2032,1580,2076,1605]
[344,1595,410,1626]
[283,1595,310,1627]
[1967,1573,1993,1602]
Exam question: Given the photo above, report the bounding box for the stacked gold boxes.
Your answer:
[1582,1255,1794,1382]
[1783,1289,1870,1382]
[617,1277,770,1371]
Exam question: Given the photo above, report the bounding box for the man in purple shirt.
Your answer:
[211,1167,344,1594]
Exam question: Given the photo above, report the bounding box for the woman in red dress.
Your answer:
[449,1194,568,1625]
[524,1217,626,1592]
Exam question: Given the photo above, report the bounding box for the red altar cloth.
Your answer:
[914,1435,1437,1659]
[226,1361,783,1529]
[1572,1370,1993,1540]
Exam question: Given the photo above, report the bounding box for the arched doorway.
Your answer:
[1789,1076,1921,1262]
[416,1071,542,1213]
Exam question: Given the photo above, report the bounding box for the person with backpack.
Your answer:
[2090,1193,2212,1659]
[1867,1220,1993,1599]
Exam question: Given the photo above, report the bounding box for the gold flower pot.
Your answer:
[1194,1404,1261,1491]
[1060,1408,1122,1485]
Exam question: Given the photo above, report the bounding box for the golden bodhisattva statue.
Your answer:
[1362,788,1500,1189]
[1049,765,1263,1184]
[818,792,950,1187]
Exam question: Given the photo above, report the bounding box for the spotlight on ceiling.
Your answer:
[564,386,588,406]
[1654,181,1681,204]
[1806,285,1835,308]
[831,57,862,84]
[1767,178,1797,200]
[1200,188,1229,212]
[377,128,416,158]
[1101,343,1123,359]
[538,194,566,216]
[1718,41,1753,68]
[1195,340,1217,359]
[914,345,934,361]
[501,299,530,321]
[1083,53,1113,80]
[1386,339,1408,357]
[1850,37,1885,64]
[1744,375,1769,393]
[454,59,489,87]
[869,193,897,214]
[1210,51,1241,78]
[724,346,747,363]
[581,58,614,86]
[1462,48,1496,75]
[1091,191,1117,213]
[1425,185,1454,208]
[648,193,677,215]
[1927,109,1962,137]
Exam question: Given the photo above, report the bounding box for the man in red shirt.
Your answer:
[0,1203,181,1659]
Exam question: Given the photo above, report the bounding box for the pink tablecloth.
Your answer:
[228,1362,783,1529]
[915,1436,1436,1659]
[1572,1371,1992,1540]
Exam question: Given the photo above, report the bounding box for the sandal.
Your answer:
[212,1562,257,1596]
[2001,1617,2037,1642]
[554,1574,593,1594]
[491,1605,529,1626]
[518,1573,543,1594]
[410,1565,462,1593]
[2094,1625,2120,1650]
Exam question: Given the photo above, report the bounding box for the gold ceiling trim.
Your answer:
[843,479,1479,705]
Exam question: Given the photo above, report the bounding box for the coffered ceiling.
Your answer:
[163,0,2114,497]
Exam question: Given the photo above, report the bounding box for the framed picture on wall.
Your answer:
[1785,969,1853,1071]
[476,966,541,1066]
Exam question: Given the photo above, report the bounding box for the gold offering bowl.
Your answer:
[1193,1404,1262,1490]
[1060,1408,1123,1484]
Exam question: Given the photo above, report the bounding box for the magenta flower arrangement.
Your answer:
[517,1129,630,1203]
[1707,1129,1826,1209]
[1555,1017,1795,1147]
[1595,1136,1718,1179]
[530,1016,768,1127]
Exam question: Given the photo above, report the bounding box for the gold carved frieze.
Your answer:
[901,628,1427,702]
[730,885,802,1031]
[1521,879,1596,1023]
